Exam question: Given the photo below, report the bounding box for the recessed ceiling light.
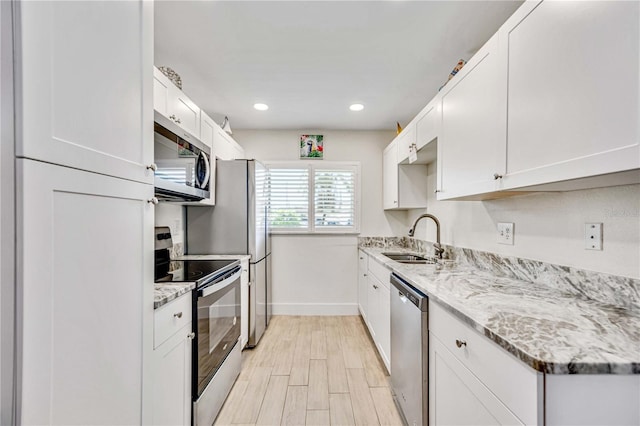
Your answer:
[254,103,269,111]
[349,103,364,112]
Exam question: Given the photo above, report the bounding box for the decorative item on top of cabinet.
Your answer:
[157,66,182,89]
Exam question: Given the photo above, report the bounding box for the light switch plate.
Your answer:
[497,222,514,245]
[585,223,603,250]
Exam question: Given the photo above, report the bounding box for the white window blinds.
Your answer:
[314,168,356,229]
[266,162,360,233]
[267,167,309,229]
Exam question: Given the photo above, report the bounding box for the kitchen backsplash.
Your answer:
[358,237,640,311]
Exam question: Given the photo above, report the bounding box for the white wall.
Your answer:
[234,129,398,314]
[155,203,185,248]
[408,165,640,279]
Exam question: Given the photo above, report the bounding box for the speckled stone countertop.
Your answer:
[154,282,195,309]
[359,245,640,375]
[154,254,251,309]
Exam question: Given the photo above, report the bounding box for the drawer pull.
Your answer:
[173,312,183,319]
[373,284,378,289]
[187,332,195,340]
[455,339,467,348]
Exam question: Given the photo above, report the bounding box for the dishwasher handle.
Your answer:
[390,273,428,311]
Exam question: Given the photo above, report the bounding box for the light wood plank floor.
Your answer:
[215,316,403,426]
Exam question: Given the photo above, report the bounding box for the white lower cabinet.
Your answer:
[18,159,154,425]
[152,293,193,426]
[357,250,369,321]
[362,255,391,372]
[240,258,250,348]
[429,300,640,426]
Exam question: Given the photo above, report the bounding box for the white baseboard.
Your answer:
[271,303,358,316]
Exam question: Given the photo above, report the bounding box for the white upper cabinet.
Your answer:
[15,1,154,184]
[501,0,640,189]
[383,141,400,209]
[153,67,201,138]
[437,33,507,200]
[415,97,440,151]
[213,126,245,160]
[200,110,217,148]
[384,139,429,210]
[396,124,417,164]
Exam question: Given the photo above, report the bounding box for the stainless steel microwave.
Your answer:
[153,111,211,201]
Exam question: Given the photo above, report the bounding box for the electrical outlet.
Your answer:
[497,222,514,245]
[585,223,603,250]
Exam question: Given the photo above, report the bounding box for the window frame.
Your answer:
[265,161,361,235]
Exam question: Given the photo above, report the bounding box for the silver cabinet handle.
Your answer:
[359,257,363,260]
[147,163,157,172]
[363,273,367,277]
[187,332,195,340]
[148,197,159,205]
[373,284,378,289]
[175,118,181,124]
[398,291,404,297]
[434,189,441,193]
[173,312,182,319]
[493,173,503,180]
[169,114,177,121]
[455,339,467,348]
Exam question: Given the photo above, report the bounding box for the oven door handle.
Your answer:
[198,266,242,298]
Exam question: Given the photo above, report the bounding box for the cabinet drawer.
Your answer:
[429,301,540,425]
[368,257,391,289]
[154,293,192,349]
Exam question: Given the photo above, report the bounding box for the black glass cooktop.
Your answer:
[155,259,238,286]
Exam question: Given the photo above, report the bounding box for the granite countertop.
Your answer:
[154,254,251,309]
[360,246,640,375]
[154,282,194,309]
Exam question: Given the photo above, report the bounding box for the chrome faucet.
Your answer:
[408,214,445,259]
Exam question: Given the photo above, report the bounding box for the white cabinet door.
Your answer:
[200,111,217,149]
[383,141,399,209]
[396,125,416,164]
[16,1,154,184]
[152,323,192,426]
[365,272,390,372]
[503,0,640,189]
[18,159,154,425]
[213,128,233,160]
[357,251,368,321]
[153,67,201,138]
[438,33,507,200]
[415,98,440,151]
[366,274,379,340]
[429,335,524,426]
[240,259,250,349]
[378,283,391,371]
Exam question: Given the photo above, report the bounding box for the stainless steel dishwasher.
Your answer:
[390,273,428,426]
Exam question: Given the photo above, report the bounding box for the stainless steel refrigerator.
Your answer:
[186,159,271,348]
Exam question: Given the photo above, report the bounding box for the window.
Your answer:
[266,162,360,233]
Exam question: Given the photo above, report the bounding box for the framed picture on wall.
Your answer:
[300,134,324,159]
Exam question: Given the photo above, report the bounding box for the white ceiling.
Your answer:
[155,1,523,131]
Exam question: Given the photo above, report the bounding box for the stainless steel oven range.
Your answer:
[154,227,242,426]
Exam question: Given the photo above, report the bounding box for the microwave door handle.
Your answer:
[198,267,241,298]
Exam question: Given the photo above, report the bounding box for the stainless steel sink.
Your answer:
[381,252,438,264]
